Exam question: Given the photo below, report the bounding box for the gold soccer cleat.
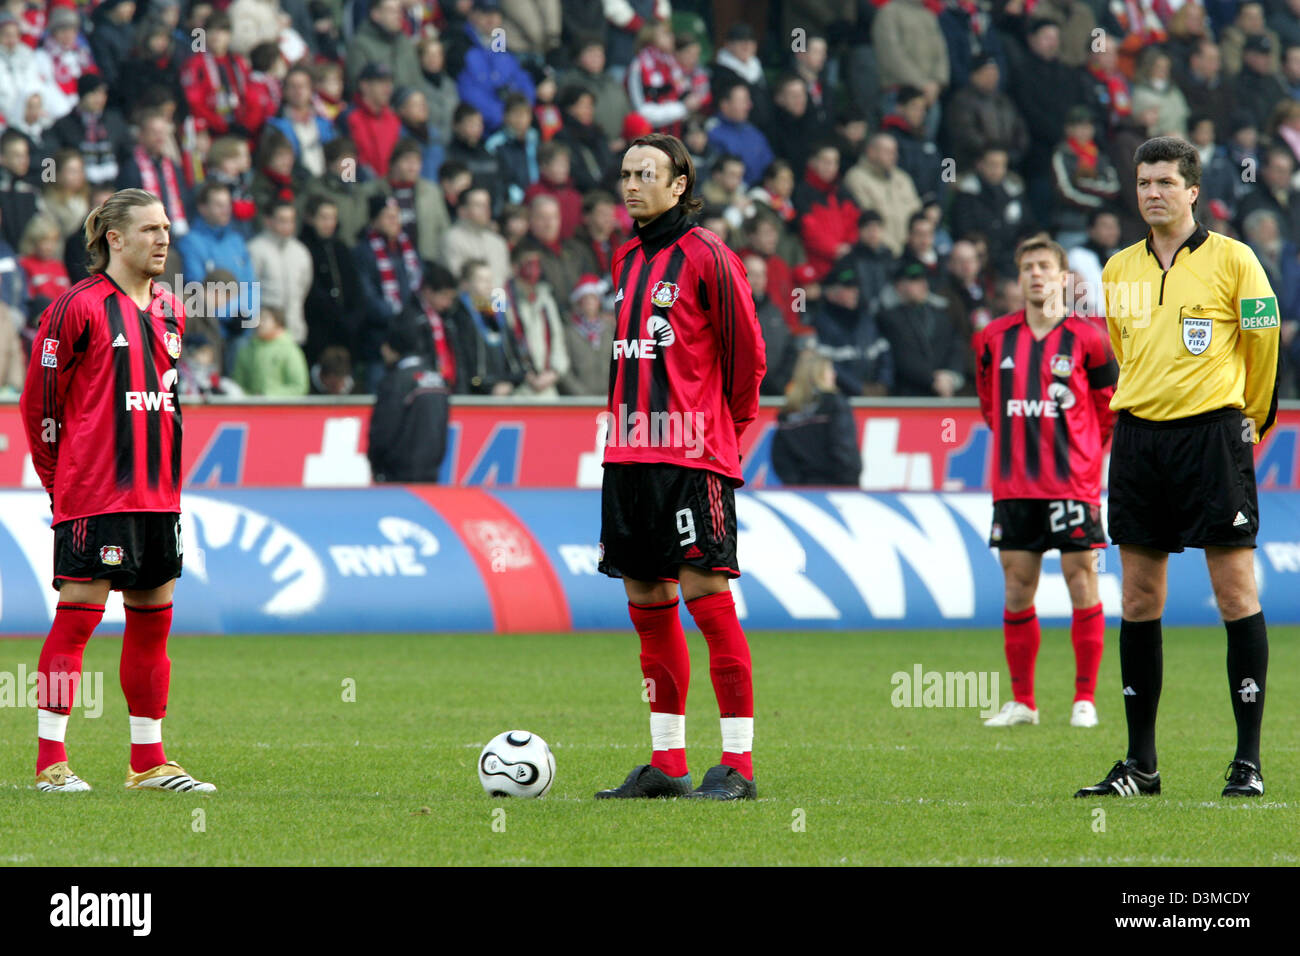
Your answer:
[36,761,93,792]
[124,761,216,793]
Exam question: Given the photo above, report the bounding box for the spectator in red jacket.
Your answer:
[523,142,583,240]
[741,211,809,335]
[19,213,71,308]
[179,11,251,137]
[241,42,286,141]
[792,143,860,281]
[342,62,403,180]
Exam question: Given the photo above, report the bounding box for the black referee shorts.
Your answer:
[53,512,184,592]
[1108,408,1259,553]
[599,463,740,582]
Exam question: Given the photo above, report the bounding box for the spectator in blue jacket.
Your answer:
[266,65,338,178]
[812,258,894,397]
[178,181,259,347]
[456,0,536,134]
[393,86,446,183]
[706,82,774,189]
[484,93,540,205]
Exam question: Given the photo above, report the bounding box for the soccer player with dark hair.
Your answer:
[595,133,767,801]
[974,236,1118,729]
[1076,135,1280,799]
[19,188,215,794]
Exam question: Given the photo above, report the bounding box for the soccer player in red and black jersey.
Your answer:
[594,133,766,800]
[18,188,215,794]
[973,236,1119,729]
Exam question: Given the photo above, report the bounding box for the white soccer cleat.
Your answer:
[124,761,216,793]
[1070,700,1099,728]
[36,761,92,792]
[983,701,1039,727]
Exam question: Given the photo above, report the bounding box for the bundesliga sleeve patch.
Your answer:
[1240,296,1280,330]
[41,339,59,368]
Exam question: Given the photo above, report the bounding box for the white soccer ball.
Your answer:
[478,730,555,798]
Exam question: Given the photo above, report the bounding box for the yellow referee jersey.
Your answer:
[1102,224,1280,440]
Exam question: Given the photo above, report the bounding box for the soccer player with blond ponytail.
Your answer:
[19,188,215,794]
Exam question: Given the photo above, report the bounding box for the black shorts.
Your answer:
[1108,407,1259,553]
[599,463,740,582]
[53,512,184,591]
[990,498,1106,552]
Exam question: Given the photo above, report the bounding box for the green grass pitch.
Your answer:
[0,627,1295,866]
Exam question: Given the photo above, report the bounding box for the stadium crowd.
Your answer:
[1,0,1299,402]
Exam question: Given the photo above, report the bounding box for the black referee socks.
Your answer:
[1225,611,1268,769]
[1119,618,1163,773]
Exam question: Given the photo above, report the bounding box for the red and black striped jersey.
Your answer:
[974,311,1118,503]
[603,207,766,484]
[20,273,186,524]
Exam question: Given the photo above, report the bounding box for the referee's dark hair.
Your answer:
[1133,135,1202,197]
[628,133,705,216]
[83,188,163,276]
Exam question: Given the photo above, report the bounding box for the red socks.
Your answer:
[1003,603,1105,709]
[36,602,104,773]
[122,603,173,771]
[688,590,754,779]
[1003,606,1041,710]
[1071,602,1105,703]
[629,600,689,777]
[628,590,756,781]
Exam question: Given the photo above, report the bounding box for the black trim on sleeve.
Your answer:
[1087,355,1120,389]
[1260,355,1281,439]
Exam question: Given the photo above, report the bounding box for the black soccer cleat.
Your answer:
[594,764,693,799]
[1222,759,1264,798]
[1073,759,1161,798]
[683,764,757,801]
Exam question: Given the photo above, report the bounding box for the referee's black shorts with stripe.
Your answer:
[1108,408,1259,552]
[53,512,183,591]
[599,463,739,582]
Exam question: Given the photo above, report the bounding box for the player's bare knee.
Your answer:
[1121,578,1164,620]
[1003,580,1035,612]
[1214,591,1260,622]
[1065,573,1096,607]
[624,579,678,606]
[1004,594,1033,614]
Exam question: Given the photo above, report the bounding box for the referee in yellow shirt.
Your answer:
[1075,137,1279,799]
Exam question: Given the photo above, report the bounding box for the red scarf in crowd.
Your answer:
[424,303,456,386]
[313,89,343,121]
[263,167,296,202]
[1116,0,1170,44]
[1088,65,1132,121]
[1066,136,1099,176]
[368,229,421,313]
[510,283,554,372]
[202,52,246,120]
[535,103,562,142]
[42,35,97,97]
[250,70,281,112]
[767,194,796,222]
[133,145,189,234]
